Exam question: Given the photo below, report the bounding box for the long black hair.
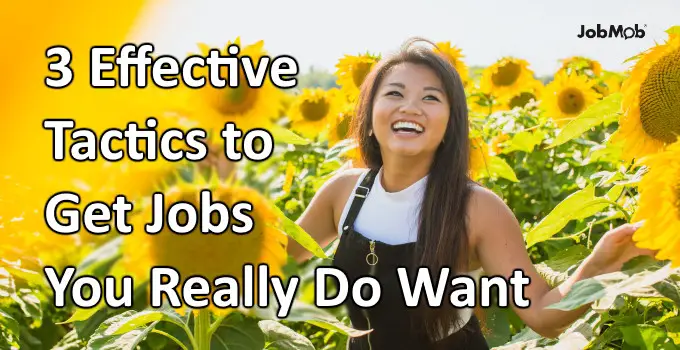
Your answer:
[348,37,475,341]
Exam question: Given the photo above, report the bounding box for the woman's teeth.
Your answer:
[391,121,424,133]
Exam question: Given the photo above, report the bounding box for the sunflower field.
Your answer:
[1,5,680,348]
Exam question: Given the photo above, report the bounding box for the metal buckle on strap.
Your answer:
[354,185,370,198]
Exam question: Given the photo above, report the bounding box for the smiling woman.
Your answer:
[287,37,658,350]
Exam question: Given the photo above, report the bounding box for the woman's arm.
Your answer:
[287,169,363,263]
[468,185,653,339]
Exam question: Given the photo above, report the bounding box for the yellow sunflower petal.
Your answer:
[631,140,680,267]
[334,53,380,101]
[433,41,470,86]
[611,31,680,163]
[469,137,492,180]
[328,102,355,147]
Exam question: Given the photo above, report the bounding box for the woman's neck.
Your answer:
[380,154,433,193]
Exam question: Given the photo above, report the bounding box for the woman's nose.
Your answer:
[398,99,423,115]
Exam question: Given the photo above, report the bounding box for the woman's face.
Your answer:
[371,62,450,158]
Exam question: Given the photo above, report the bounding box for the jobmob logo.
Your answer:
[577,24,646,39]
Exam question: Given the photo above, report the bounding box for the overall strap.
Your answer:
[340,168,379,235]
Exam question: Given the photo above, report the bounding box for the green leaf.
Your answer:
[325,139,357,162]
[526,184,609,248]
[52,329,86,350]
[502,130,545,154]
[605,184,625,201]
[109,309,188,336]
[548,92,622,149]
[254,300,371,338]
[74,308,111,341]
[86,307,193,349]
[258,320,315,350]
[476,155,519,182]
[87,315,159,350]
[210,313,265,350]
[547,262,679,311]
[58,303,106,324]
[270,125,311,145]
[1,261,45,287]
[483,306,512,347]
[11,289,43,328]
[0,268,15,297]
[76,237,122,278]
[268,205,328,259]
[0,308,19,336]
[534,245,590,287]
[620,325,673,350]
[653,280,680,305]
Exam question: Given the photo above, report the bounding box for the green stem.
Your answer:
[152,329,189,350]
[208,314,227,336]
[604,199,632,223]
[194,309,212,350]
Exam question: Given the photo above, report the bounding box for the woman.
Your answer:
[287,38,656,349]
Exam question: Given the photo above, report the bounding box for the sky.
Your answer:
[129,0,680,77]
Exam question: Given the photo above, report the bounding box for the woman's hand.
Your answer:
[585,221,658,275]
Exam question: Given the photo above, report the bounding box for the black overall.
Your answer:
[331,168,490,350]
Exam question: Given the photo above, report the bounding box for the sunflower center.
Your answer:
[557,87,586,115]
[217,71,259,115]
[352,62,373,88]
[300,99,330,122]
[336,114,351,140]
[491,62,521,86]
[638,49,680,143]
[509,92,536,108]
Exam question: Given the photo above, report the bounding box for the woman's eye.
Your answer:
[424,95,441,101]
[385,90,402,97]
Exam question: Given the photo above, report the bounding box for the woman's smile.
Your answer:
[391,119,425,137]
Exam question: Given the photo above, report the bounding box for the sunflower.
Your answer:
[328,102,355,147]
[631,140,680,268]
[542,71,601,127]
[610,31,680,163]
[480,57,537,100]
[469,137,492,180]
[122,177,288,315]
[499,79,545,111]
[289,88,343,139]
[434,42,470,86]
[176,38,283,134]
[593,72,626,97]
[335,53,380,100]
[558,56,603,78]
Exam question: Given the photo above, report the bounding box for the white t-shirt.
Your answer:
[337,167,483,335]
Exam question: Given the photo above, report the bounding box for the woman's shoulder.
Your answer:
[466,183,515,241]
[466,183,511,218]
[321,166,370,195]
